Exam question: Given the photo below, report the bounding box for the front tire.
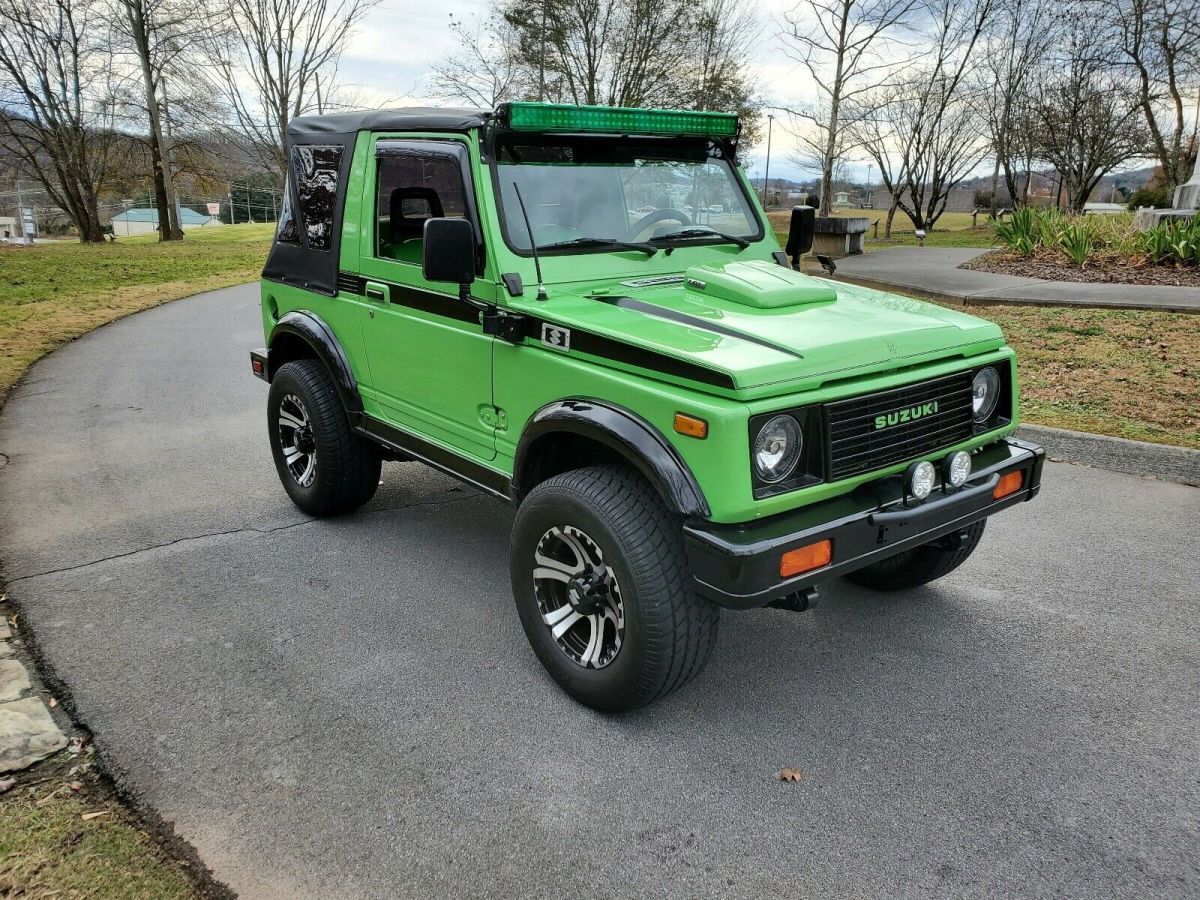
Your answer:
[843,520,987,591]
[268,359,381,516]
[510,465,719,713]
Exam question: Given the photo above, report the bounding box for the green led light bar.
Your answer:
[500,102,739,138]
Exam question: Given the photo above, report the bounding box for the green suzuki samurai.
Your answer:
[251,102,1044,711]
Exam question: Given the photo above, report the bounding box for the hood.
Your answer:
[535,260,1006,397]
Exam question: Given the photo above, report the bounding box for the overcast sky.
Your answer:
[338,0,827,184]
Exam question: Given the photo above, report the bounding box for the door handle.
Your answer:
[364,281,389,303]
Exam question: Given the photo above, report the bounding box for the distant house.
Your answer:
[110,207,221,236]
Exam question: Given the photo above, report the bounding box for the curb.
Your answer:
[1015,424,1200,486]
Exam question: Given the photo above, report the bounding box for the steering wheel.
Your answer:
[627,208,691,241]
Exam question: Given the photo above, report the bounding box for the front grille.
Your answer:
[826,370,975,480]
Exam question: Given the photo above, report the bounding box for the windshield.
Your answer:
[493,136,762,253]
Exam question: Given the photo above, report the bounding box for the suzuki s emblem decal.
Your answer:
[541,323,570,352]
[875,400,938,430]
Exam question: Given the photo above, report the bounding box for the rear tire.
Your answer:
[843,520,987,591]
[510,465,719,713]
[268,359,381,516]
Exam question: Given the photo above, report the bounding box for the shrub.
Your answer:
[992,207,1196,268]
[1058,219,1094,266]
[1127,185,1172,210]
[1139,215,1200,266]
[991,207,1039,256]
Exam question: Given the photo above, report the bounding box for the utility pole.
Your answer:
[761,114,774,207]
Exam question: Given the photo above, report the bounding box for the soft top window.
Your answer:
[290,144,343,251]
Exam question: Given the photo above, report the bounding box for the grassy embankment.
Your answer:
[1,777,198,898]
[0,223,274,401]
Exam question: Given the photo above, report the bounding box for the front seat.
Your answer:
[388,187,444,261]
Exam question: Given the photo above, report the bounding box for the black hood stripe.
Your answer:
[336,272,736,389]
[588,294,803,359]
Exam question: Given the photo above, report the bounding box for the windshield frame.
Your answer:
[486,132,765,259]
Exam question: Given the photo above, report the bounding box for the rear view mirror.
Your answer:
[422,218,476,286]
[785,205,816,269]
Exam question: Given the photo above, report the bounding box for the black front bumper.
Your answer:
[684,437,1045,608]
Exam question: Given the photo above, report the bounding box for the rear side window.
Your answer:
[290,145,343,251]
[276,176,299,244]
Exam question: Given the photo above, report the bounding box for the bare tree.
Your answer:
[1033,31,1150,212]
[976,0,1059,210]
[437,0,760,141]
[777,0,920,215]
[496,0,759,116]
[1102,0,1199,190]
[430,13,529,108]
[208,0,380,176]
[846,0,994,230]
[110,0,213,239]
[0,0,114,242]
[678,0,761,121]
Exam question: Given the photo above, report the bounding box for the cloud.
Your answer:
[332,0,875,181]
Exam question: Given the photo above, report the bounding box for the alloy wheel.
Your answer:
[532,525,625,669]
[277,393,317,487]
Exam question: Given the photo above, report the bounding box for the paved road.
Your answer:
[834,248,1200,312]
[2,285,1198,898]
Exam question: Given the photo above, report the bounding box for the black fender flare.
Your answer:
[267,311,363,415]
[512,399,710,518]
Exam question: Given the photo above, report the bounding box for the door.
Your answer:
[356,139,496,461]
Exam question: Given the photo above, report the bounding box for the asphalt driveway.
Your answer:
[1,284,1197,898]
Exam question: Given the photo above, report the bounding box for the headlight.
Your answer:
[752,415,803,483]
[972,367,1000,423]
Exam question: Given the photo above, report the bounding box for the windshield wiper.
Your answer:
[651,227,750,249]
[536,236,658,256]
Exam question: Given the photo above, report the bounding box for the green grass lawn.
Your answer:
[1,780,199,899]
[938,303,1197,448]
[0,224,274,399]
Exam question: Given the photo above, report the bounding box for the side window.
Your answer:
[376,150,467,262]
[290,144,343,251]
[276,175,299,244]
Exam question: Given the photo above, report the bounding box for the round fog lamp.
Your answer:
[907,460,937,500]
[944,450,972,487]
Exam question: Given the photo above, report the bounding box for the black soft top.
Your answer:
[264,107,488,296]
[286,107,489,138]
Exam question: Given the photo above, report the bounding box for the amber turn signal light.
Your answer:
[673,413,708,439]
[780,539,832,578]
[993,470,1024,500]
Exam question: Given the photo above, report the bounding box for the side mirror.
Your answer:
[784,205,816,269]
[422,218,476,286]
